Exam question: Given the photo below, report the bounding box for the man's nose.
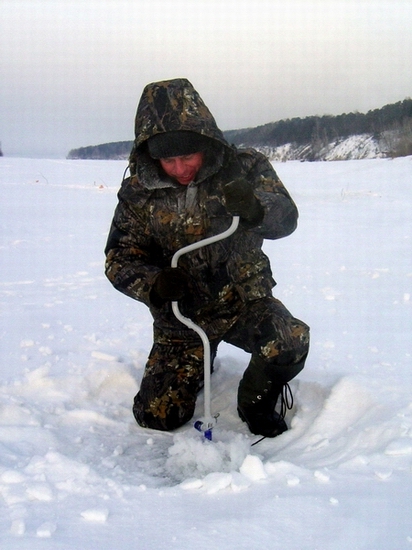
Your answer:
[173,159,186,174]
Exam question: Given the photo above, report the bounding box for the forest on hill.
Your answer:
[67,98,412,161]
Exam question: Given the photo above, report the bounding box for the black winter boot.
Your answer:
[237,355,298,438]
[237,386,292,437]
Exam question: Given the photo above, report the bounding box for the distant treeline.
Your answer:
[224,98,412,148]
[67,141,133,160]
[67,98,412,160]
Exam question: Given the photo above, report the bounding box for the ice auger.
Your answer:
[171,215,240,441]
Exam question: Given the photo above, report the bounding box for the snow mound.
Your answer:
[166,430,251,481]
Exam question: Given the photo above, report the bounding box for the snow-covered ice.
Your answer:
[0,156,411,549]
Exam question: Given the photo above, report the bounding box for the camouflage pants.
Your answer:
[133,296,309,431]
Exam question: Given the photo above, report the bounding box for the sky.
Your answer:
[1,0,412,158]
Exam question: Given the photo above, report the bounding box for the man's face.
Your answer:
[159,152,204,185]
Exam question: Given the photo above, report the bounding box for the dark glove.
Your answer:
[223,178,264,228]
[151,267,190,304]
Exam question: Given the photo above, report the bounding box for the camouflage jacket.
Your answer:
[105,79,299,337]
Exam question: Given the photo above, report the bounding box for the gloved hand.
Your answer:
[223,178,264,228]
[151,267,190,304]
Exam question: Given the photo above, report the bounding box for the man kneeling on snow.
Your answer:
[104,78,310,438]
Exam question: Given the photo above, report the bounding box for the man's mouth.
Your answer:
[176,173,194,184]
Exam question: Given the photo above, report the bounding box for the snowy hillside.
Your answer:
[257,133,387,162]
[1,157,412,549]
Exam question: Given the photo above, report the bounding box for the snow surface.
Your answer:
[1,157,412,549]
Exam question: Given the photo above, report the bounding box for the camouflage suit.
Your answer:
[105,79,309,433]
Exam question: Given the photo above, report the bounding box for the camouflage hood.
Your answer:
[129,78,230,175]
